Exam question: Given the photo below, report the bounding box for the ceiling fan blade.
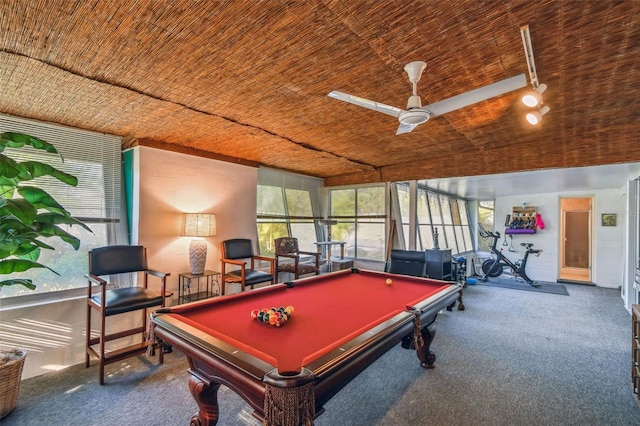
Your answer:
[396,122,419,135]
[328,91,403,118]
[424,73,527,117]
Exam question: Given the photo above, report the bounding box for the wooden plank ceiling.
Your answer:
[0,1,638,187]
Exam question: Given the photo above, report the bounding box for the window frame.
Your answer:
[0,113,125,304]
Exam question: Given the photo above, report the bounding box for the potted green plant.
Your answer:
[0,131,91,418]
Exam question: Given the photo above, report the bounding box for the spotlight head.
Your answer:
[522,92,542,107]
[526,105,550,125]
[521,83,547,107]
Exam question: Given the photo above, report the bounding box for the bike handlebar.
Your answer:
[478,223,539,254]
[478,223,500,239]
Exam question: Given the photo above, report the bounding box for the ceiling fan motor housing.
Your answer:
[399,109,430,125]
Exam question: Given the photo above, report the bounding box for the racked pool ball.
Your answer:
[251,309,260,319]
[385,278,393,285]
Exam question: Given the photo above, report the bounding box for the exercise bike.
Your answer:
[478,223,542,287]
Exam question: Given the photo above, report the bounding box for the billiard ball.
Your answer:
[386,278,392,285]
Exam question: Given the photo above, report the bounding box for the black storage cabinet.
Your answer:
[426,249,452,281]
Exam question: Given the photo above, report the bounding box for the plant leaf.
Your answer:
[0,153,20,178]
[16,186,69,215]
[0,198,38,225]
[36,212,93,233]
[34,223,81,250]
[0,132,61,156]
[16,161,78,186]
[0,278,36,290]
[0,258,57,275]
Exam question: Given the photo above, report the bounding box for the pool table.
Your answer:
[151,268,463,425]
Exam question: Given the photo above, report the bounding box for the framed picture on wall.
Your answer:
[602,213,617,227]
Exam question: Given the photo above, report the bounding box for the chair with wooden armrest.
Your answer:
[85,245,169,385]
[220,238,275,295]
[274,237,321,281]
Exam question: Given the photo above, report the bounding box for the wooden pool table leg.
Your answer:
[188,373,221,426]
[456,289,465,310]
[446,288,465,311]
[410,313,437,369]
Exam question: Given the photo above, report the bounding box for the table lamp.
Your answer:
[182,213,216,274]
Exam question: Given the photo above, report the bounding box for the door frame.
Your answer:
[559,196,593,283]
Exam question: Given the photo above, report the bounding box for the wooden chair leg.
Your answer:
[99,359,105,385]
[85,304,91,368]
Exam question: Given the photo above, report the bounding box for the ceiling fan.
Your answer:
[328,61,527,135]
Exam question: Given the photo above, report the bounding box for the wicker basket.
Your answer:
[0,348,27,419]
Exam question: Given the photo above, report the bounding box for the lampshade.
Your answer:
[182,213,216,237]
[182,213,216,275]
[526,105,550,125]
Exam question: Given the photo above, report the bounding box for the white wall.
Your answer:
[492,187,626,288]
[6,147,259,379]
[135,146,259,299]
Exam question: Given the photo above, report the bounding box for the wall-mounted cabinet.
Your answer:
[506,206,538,234]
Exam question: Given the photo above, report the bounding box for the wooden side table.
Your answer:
[178,270,221,304]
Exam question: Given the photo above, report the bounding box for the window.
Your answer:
[478,200,495,252]
[256,168,323,256]
[329,186,386,261]
[396,182,473,255]
[396,182,411,242]
[0,114,123,299]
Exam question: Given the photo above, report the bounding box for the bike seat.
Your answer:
[521,243,534,249]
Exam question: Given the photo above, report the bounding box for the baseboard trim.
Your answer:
[557,279,595,286]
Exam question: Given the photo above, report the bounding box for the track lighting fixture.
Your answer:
[520,24,550,125]
[525,105,550,125]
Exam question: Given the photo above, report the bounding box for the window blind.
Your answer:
[0,113,122,220]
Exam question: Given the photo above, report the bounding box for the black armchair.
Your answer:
[386,249,427,277]
[220,238,275,295]
[274,237,321,281]
[85,245,169,384]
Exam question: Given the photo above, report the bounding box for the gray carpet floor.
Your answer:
[4,283,640,425]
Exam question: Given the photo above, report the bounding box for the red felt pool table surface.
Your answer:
[162,269,450,374]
